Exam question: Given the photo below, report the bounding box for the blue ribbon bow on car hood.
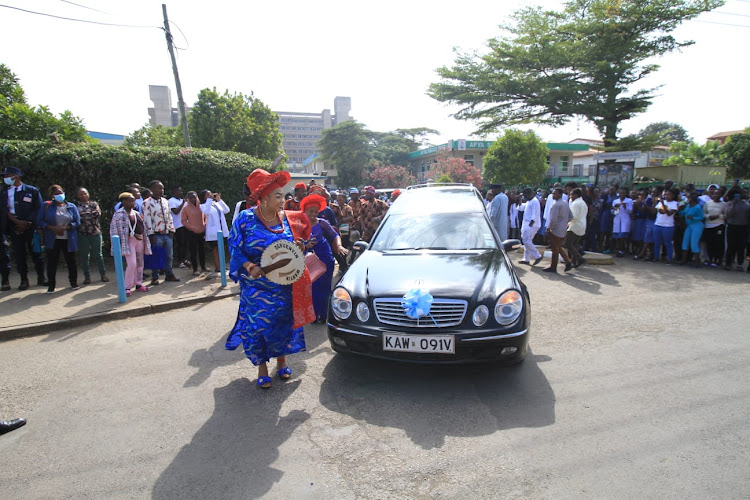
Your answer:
[401,287,434,320]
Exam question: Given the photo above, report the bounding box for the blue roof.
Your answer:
[87,131,125,140]
[302,153,319,166]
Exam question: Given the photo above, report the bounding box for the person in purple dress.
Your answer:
[301,194,348,323]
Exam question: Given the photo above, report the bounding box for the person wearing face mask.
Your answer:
[37,184,81,293]
[1,166,47,291]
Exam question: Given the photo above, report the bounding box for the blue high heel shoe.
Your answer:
[278,366,292,380]
[256,376,272,389]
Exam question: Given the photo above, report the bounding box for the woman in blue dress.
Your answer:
[225,169,307,389]
[301,194,348,323]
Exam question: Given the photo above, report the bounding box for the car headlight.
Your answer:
[472,305,489,326]
[331,287,352,320]
[356,302,370,322]
[495,290,523,325]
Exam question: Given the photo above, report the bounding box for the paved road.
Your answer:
[1,259,749,499]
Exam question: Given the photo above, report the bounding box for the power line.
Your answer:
[0,4,161,29]
[58,0,110,16]
[168,20,189,51]
[695,19,750,27]
[710,10,750,17]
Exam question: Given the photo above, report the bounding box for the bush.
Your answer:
[1,140,275,247]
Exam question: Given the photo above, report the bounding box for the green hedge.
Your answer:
[1,140,276,247]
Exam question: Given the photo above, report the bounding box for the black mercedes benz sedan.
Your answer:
[326,184,530,364]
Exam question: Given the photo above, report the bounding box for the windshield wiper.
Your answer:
[386,247,448,251]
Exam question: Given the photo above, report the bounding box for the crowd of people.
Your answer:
[484,179,750,272]
[0,165,397,297]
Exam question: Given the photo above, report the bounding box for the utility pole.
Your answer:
[162,4,191,148]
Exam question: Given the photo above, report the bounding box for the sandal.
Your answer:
[256,376,272,389]
[135,285,150,292]
[278,366,292,380]
[126,289,132,297]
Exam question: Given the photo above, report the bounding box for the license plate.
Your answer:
[382,334,455,354]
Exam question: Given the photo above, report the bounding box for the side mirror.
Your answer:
[502,239,522,252]
[353,241,369,253]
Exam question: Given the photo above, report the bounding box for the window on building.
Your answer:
[546,165,555,176]
[573,164,583,176]
[464,154,474,166]
[588,166,595,177]
[560,156,569,172]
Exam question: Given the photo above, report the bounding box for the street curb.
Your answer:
[0,289,239,341]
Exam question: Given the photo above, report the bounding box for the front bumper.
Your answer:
[326,322,530,364]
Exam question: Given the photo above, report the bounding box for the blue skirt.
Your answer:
[632,219,646,242]
[225,276,306,365]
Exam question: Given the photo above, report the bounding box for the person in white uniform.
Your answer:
[611,187,633,257]
[519,187,543,265]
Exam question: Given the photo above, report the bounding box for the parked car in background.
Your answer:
[327,184,530,364]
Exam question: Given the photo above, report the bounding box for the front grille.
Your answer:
[373,298,468,328]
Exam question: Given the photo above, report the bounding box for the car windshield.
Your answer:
[370,213,498,251]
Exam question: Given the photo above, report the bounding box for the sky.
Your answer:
[2,0,749,147]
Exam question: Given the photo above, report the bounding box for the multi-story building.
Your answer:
[147,87,351,173]
[148,85,191,127]
[275,96,351,166]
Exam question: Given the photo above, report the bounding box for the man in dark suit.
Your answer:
[1,166,47,291]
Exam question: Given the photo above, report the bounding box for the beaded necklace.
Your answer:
[255,207,284,234]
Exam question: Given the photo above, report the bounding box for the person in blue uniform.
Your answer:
[1,166,47,291]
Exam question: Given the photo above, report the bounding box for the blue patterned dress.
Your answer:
[309,219,337,321]
[225,209,306,365]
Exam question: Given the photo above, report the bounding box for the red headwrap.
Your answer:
[300,193,327,212]
[308,184,327,195]
[294,182,307,190]
[246,169,291,201]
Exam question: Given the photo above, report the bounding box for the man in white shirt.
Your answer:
[168,186,188,268]
[201,190,230,278]
[519,188,543,265]
[566,188,589,268]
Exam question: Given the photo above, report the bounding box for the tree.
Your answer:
[662,140,722,166]
[638,121,692,145]
[369,127,440,165]
[368,131,414,166]
[436,173,454,184]
[428,0,721,146]
[124,124,184,147]
[366,163,416,188]
[722,133,750,179]
[394,127,439,147]
[318,120,372,188]
[483,129,549,186]
[188,88,282,160]
[429,153,483,188]
[0,64,26,106]
[0,63,90,142]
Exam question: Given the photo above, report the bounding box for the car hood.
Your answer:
[339,250,518,303]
